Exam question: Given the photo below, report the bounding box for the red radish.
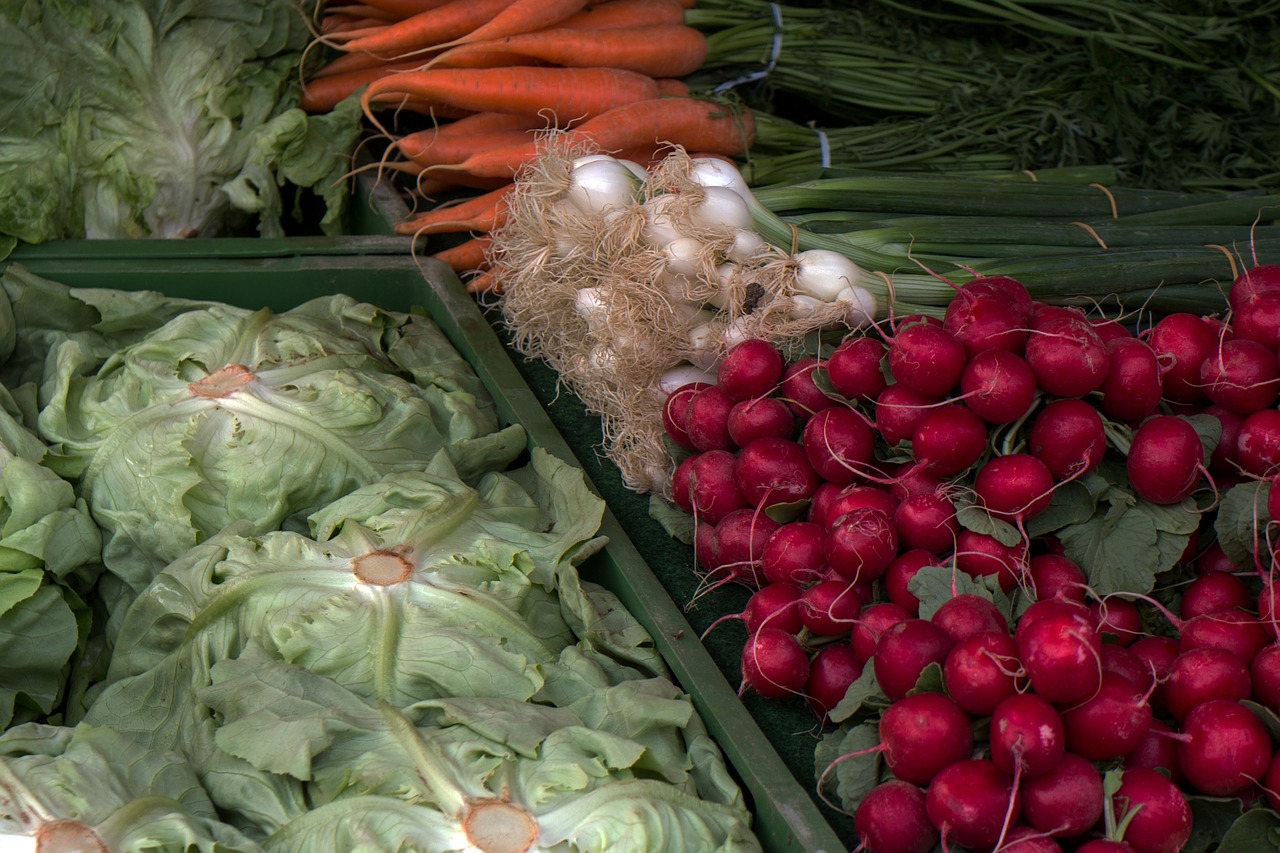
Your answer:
[694,522,717,573]
[1092,316,1134,342]
[1192,537,1240,574]
[1265,750,1280,813]
[999,827,1065,852]
[1180,608,1269,662]
[670,455,696,514]
[801,406,876,484]
[1077,841,1135,852]
[989,692,1066,777]
[878,692,974,785]
[760,521,826,586]
[887,463,946,503]
[1205,403,1245,475]
[873,618,954,701]
[974,453,1055,522]
[739,627,810,698]
[683,384,736,451]
[1165,646,1253,721]
[805,641,862,720]
[1236,408,1280,476]
[943,630,1023,716]
[1126,415,1206,504]
[704,507,779,587]
[911,404,987,476]
[1028,399,1106,480]
[726,396,795,446]
[1027,554,1087,603]
[853,780,937,853]
[959,349,1037,424]
[1262,578,1280,637]
[1090,596,1143,646]
[1110,767,1192,853]
[888,320,967,398]
[1025,313,1111,398]
[1102,644,1155,690]
[874,383,940,446]
[1019,752,1104,838]
[850,601,912,661]
[1015,599,1103,704]
[702,582,803,638]
[893,492,959,555]
[1129,635,1181,713]
[663,381,710,448]
[1251,642,1280,711]
[1145,312,1218,404]
[1199,337,1280,415]
[779,357,837,418]
[825,485,899,528]
[1099,337,1164,422]
[884,548,938,616]
[825,507,898,582]
[715,339,784,401]
[1124,719,1183,784]
[1231,289,1280,349]
[1181,570,1251,618]
[925,759,1022,850]
[943,275,1033,356]
[1176,698,1272,796]
[931,593,1009,644]
[955,529,1029,594]
[1229,263,1280,314]
[734,437,821,509]
[826,336,888,403]
[1060,672,1154,761]
[687,449,748,523]
[799,579,865,638]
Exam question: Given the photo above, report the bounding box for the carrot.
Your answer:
[557,0,688,30]
[360,66,663,123]
[464,269,500,295]
[431,236,494,272]
[431,0,591,51]
[300,65,418,112]
[428,24,708,78]
[358,0,455,15]
[655,78,690,97]
[432,97,757,179]
[395,128,537,168]
[322,15,389,35]
[434,111,548,135]
[322,4,400,22]
[332,0,516,55]
[394,184,516,235]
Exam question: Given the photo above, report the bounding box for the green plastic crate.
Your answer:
[0,251,849,853]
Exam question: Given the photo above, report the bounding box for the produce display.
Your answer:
[0,267,761,852]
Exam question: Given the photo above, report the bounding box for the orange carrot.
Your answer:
[433,97,756,179]
[358,0,456,15]
[655,78,690,97]
[464,269,500,295]
[395,128,537,168]
[432,0,591,51]
[300,65,416,112]
[395,184,516,235]
[360,66,663,122]
[431,236,494,272]
[558,0,687,30]
[322,14,387,35]
[435,111,548,135]
[332,0,516,55]
[429,24,708,78]
[323,4,400,22]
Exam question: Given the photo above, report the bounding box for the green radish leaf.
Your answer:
[1215,481,1268,568]
[1241,700,1280,742]
[1185,796,1246,853]
[1184,413,1223,461]
[1209,807,1280,853]
[908,662,945,695]
[954,498,1022,547]
[814,722,883,814]
[1057,499,1161,595]
[649,496,694,545]
[908,564,1011,622]
[1025,478,1096,537]
[764,499,810,524]
[828,663,890,723]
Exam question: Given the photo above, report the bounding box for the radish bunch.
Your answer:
[663,264,1280,851]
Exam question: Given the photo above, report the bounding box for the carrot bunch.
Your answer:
[302,0,752,285]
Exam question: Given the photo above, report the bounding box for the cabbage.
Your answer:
[0,0,362,242]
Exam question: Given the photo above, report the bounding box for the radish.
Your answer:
[1199,337,1280,415]
[703,507,780,589]
[999,827,1066,852]
[1128,635,1182,715]
[1251,642,1280,711]
[974,453,1056,522]
[873,618,955,701]
[1090,596,1143,646]
[1059,672,1153,761]
[1164,646,1253,722]
[853,780,937,853]
[1027,553,1088,603]
[989,692,1066,777]
[1015,598,1103,704]
[684,384,737,452]
[826,336,888,403]
[825,506,898,582]
[877,691,975,785]
[850,601,912,661]
[825,485,900,535]
[686,449,748,523]
[1177,698,1272,796]
[1101,644,1155,691]
[805,641,862,720]
[670,455,697,514]
[1028,399,1106,481]
[931,593,1009,644]
[801,405,876,484]
[1266,750,1280,813]
[703,582,804,639]
[735,436,821,509]
[1125,415,1206,504]
[943,630,1024,716]
[925,758,1022,850]
[1145,312,1218,404]
[887,463,946,504]
[1123,719,1183,784]
[1180,571,1251,618]
[911,404,988,476]
[1025,312,1111,398]
[799,579,866,638]
[955,529,1029,594]
[1228,263,1280,314]
[1110,767,1192,853]
[892,492,959,555]
[739,627,810,699]
[1231,289,1280,349]
[1019,752,1104,839]
[888,320,967,398]
[874,383,940,446]
[959,349,1038,424]
[1192,537,1240,574]
[716,338,785,402]
[1180,608,1269,662]
[726,396,796,447]
[943,275,1033,356]
[884,548,939,616]
[663,381,712,449]
[760,521,827,586]
[1236,408,1280,476]
[1077,841,1136,853]
[780,357,838,418]
[1204,404,1244,475]
[1099,337,1164,423]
